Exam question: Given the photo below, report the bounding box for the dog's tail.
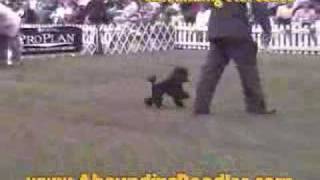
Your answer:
[147,75,157,85]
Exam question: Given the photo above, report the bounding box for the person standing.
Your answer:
[0,2,22,66]
[194,2,276,115]
[84,0,108,55]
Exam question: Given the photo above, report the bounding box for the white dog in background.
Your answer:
[0,2,21,66]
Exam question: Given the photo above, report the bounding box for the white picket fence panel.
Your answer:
[174,21,320,55]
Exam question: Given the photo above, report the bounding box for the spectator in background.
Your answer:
[11,1,24,16]
[180,3,198,24]
[113,0,139,23]
[85,0,107,24]
[50,2,67,23]
[316,5,320,20]
[71,0,88,24]
[268,3,280,16]
[37,0,59,24]
[22,1,39,24]
[292,3,317,25]
[105,0,123,23]
[195,4,211,28]
[292,0,311,10]
[65,1,79,23]
[293,3,318,45]
[274,3,294,45]
[194,4,211,42]
[76,0,91,7]
[161,3,181,24]
[84,0,107,55]
[275,3,293,25]
[140,2,161,23]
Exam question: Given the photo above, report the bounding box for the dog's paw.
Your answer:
[155,102,162,108]
[183,92,190,99]
[144,98,153,106]
[174,99,185,108]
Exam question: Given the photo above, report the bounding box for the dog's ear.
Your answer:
[147,75,157,84]
[172,67,189,82]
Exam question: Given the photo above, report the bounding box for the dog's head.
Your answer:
[170,67,189,83]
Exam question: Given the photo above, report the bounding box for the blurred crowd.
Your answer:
[1,0,320,26]
[0,0,206,25]
[270,0,320,26]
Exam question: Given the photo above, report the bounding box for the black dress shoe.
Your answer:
[193,109,210,115]
[247,108,277,115]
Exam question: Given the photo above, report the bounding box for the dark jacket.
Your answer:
[85,0,106,24]
[208,2,271,40]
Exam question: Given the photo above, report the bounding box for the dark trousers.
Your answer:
[0,35,10,63]
[0,34,21,64]
[10,35,22,61]
[194,37,267,113]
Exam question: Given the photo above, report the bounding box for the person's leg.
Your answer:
[9,35,22,64]
[226,38,275,114]
[95,24,104,55]
[194,40,229,114]
[0,35,9,66]
[309,25,317,46]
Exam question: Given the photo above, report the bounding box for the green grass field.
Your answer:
[0,51,319,180]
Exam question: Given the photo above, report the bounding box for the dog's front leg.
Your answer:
[144,97,153,106]
[154,96,163,108]
[182,91,190,99]
[173,98,185,108]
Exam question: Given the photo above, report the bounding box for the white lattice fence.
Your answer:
[99,22,175,55]
[80,24,99,55]
[174,21,320,55]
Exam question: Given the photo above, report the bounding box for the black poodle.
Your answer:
[144,67,190,108]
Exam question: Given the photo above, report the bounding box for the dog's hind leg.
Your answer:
[144,97,153,106]
[181,91,190,99]
[152,87,164,108]
[154,96,163,108]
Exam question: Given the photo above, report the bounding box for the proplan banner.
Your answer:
[20,26,82,55]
